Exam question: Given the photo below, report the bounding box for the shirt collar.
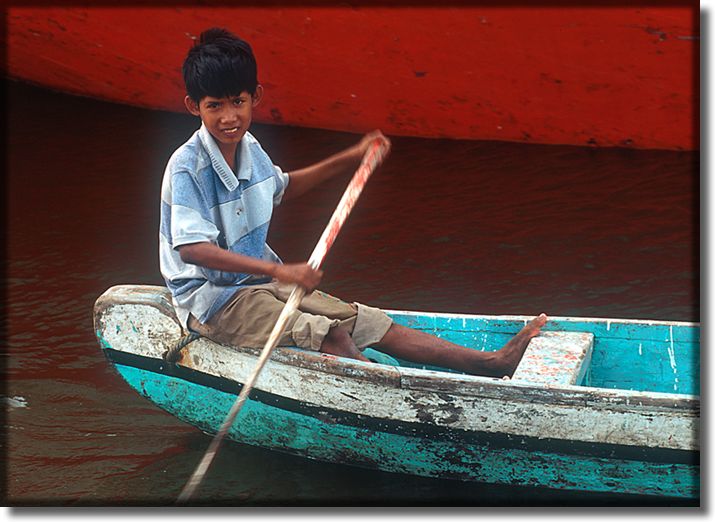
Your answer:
[198,124,253,191]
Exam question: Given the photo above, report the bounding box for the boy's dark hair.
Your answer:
[182,27,258,102]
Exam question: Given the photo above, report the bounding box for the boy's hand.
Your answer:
[358,130,391,159]
[274,263,324,293]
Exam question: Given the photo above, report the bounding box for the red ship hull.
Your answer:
[7,4,698,150]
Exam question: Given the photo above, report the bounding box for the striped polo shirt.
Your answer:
[159,124,290,328]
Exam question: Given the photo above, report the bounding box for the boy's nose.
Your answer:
[220,108,240,123]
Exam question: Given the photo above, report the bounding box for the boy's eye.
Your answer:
[233,98,245,106]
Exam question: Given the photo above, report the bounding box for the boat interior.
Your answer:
[360,312,699,397]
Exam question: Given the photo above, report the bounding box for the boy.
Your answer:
[160,28,547,377]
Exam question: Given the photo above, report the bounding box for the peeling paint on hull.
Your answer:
[114,363,698,498]
[93,285,700,499]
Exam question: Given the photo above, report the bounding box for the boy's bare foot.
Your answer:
[522,313,548,337]
[493,313,548,377]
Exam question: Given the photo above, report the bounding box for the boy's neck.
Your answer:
[216,140,239,173]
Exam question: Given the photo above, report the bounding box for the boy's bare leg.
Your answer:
[374,313,548,377]
[319,325,370,362]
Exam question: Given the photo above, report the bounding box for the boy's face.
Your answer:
[184,86,263,148]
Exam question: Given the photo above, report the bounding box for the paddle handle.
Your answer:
[177,139,388,503]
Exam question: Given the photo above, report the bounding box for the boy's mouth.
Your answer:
[222,127,240,136]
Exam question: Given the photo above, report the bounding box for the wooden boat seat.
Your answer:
[511,331,594,386]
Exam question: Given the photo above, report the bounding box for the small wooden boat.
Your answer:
[93,285,700,500]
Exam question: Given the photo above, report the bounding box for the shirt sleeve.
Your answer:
[272,164,290,206]
[168,171,220,249]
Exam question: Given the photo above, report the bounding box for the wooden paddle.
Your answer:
[177,139,389,503]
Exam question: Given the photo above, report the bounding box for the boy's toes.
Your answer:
[524,313,548,336]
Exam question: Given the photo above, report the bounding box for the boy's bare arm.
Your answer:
[283,130,390,201]
[178,242,323,291]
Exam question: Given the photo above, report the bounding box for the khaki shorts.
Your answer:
[188,281,393,352]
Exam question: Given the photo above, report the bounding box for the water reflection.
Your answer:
[5,80,698,505]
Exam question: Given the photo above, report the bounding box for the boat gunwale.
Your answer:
[105,346,700,463]
[384,308,700,328]
[94,285,700,414]
[95,326,700,417]
[173,341,702,415]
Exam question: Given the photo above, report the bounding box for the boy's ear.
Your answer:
[184,95,201,116]
[252,85,264,107]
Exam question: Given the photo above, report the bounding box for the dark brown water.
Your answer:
[3,79,698,506]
